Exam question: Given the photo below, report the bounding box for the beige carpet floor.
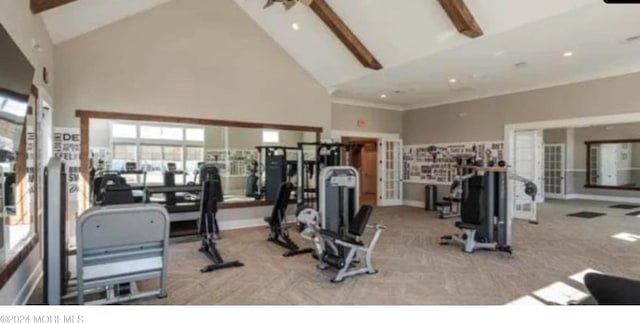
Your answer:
[30,199,640,305]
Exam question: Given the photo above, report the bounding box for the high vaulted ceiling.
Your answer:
[236,0,640,109]
[34,0,640,110]
[40,0,172,44]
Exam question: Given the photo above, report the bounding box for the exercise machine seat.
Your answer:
[349,205,373,237]
[455,221,480,230]
[102,185,135,206]
[584,273,640,305]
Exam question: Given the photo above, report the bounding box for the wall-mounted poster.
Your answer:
[90,147,112,171]
[403,141,504,184]
[53,127,81,201]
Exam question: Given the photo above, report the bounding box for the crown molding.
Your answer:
[406,67,640,111]
[331,97,406,111]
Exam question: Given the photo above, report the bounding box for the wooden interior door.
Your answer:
[361,147,377,194]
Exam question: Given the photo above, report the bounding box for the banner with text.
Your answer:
[53,127,81,201]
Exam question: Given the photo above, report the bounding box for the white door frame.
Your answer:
[378,138,403,206]
[330,130,402,206]
[543,143,566,199]
[504,112,640,242]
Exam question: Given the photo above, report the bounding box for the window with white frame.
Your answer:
[112,124,137,139]
[140,125,184,140]
[110,122,205,184]
[262,130,279,144]
[185,128,205,142]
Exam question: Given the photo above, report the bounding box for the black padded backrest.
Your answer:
[199,179,222,234]
[102,185,134,206]
[269,182,293,225]
[460,175,484,225]
[199,165,224,202]
[348,205,373,236]
[584,273,640,305]
[4,172,15,206]
[245,174,258,197]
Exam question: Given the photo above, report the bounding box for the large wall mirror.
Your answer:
[80,110,321,233]
[586,139,640,191]
[0,23,38,279]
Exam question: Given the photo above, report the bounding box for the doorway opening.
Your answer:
[342,137,378,206]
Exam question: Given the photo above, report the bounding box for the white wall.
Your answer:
[53,0,331,133]
[0,0,55,305]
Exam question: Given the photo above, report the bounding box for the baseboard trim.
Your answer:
[565,194,640,204]
[403,200,424,208]
[219,218,268,231]
[14,260,42,305]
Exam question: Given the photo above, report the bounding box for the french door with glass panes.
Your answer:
[378,139,403,206]
[543,144,565,199]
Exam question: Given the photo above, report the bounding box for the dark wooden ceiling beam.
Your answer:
[308,0,382,70]
[438,0,483,38]
[31,0,77,14]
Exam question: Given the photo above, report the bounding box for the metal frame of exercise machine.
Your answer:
[255,146,296,201]
[298,166,385,283]
[198,164,244,273]
[264,182,312,257]
[44,158,170,305]
[440,165,537,254]
[295,142,361,210]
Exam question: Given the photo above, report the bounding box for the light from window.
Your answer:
[140,126,183,140]
[140,126,161,139]
[162,127,183,140]
[111,144,137,171]
[186,128,204,142]
[0,97,28,117]
[112,124,137,139]
[263,130,279,144]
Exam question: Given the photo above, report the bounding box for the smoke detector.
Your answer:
[623,34,640,44]
[514,61,528,68]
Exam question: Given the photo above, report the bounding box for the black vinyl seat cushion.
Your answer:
[584,273,640,305]
[349,205,373,237]
[319,229,364,246]
[455,221,479,230]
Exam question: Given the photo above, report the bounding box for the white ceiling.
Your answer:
[37,0,640,110]
[41,0,172,44]
[235,0,640,109]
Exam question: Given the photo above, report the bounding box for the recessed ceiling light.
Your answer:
[469,73,483,79]
[514,61,528,68]
[380,94,387,99]
[291,23,300,31]
[449,78,457,84]
[623,34,640,44]
[563,51,573,57]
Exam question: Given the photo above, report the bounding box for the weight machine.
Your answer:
[197,164,244,273]
[295,142,361,210]
[440,165,538,254]
[44,158,170,305]
[297,166,385,283]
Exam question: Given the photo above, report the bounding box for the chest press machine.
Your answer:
[440,165,538,254]
[297,166,386,283]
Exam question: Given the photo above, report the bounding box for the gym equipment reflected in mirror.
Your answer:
[88,118,319,212]
[0,22,38,269]
[586,139,640,191]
